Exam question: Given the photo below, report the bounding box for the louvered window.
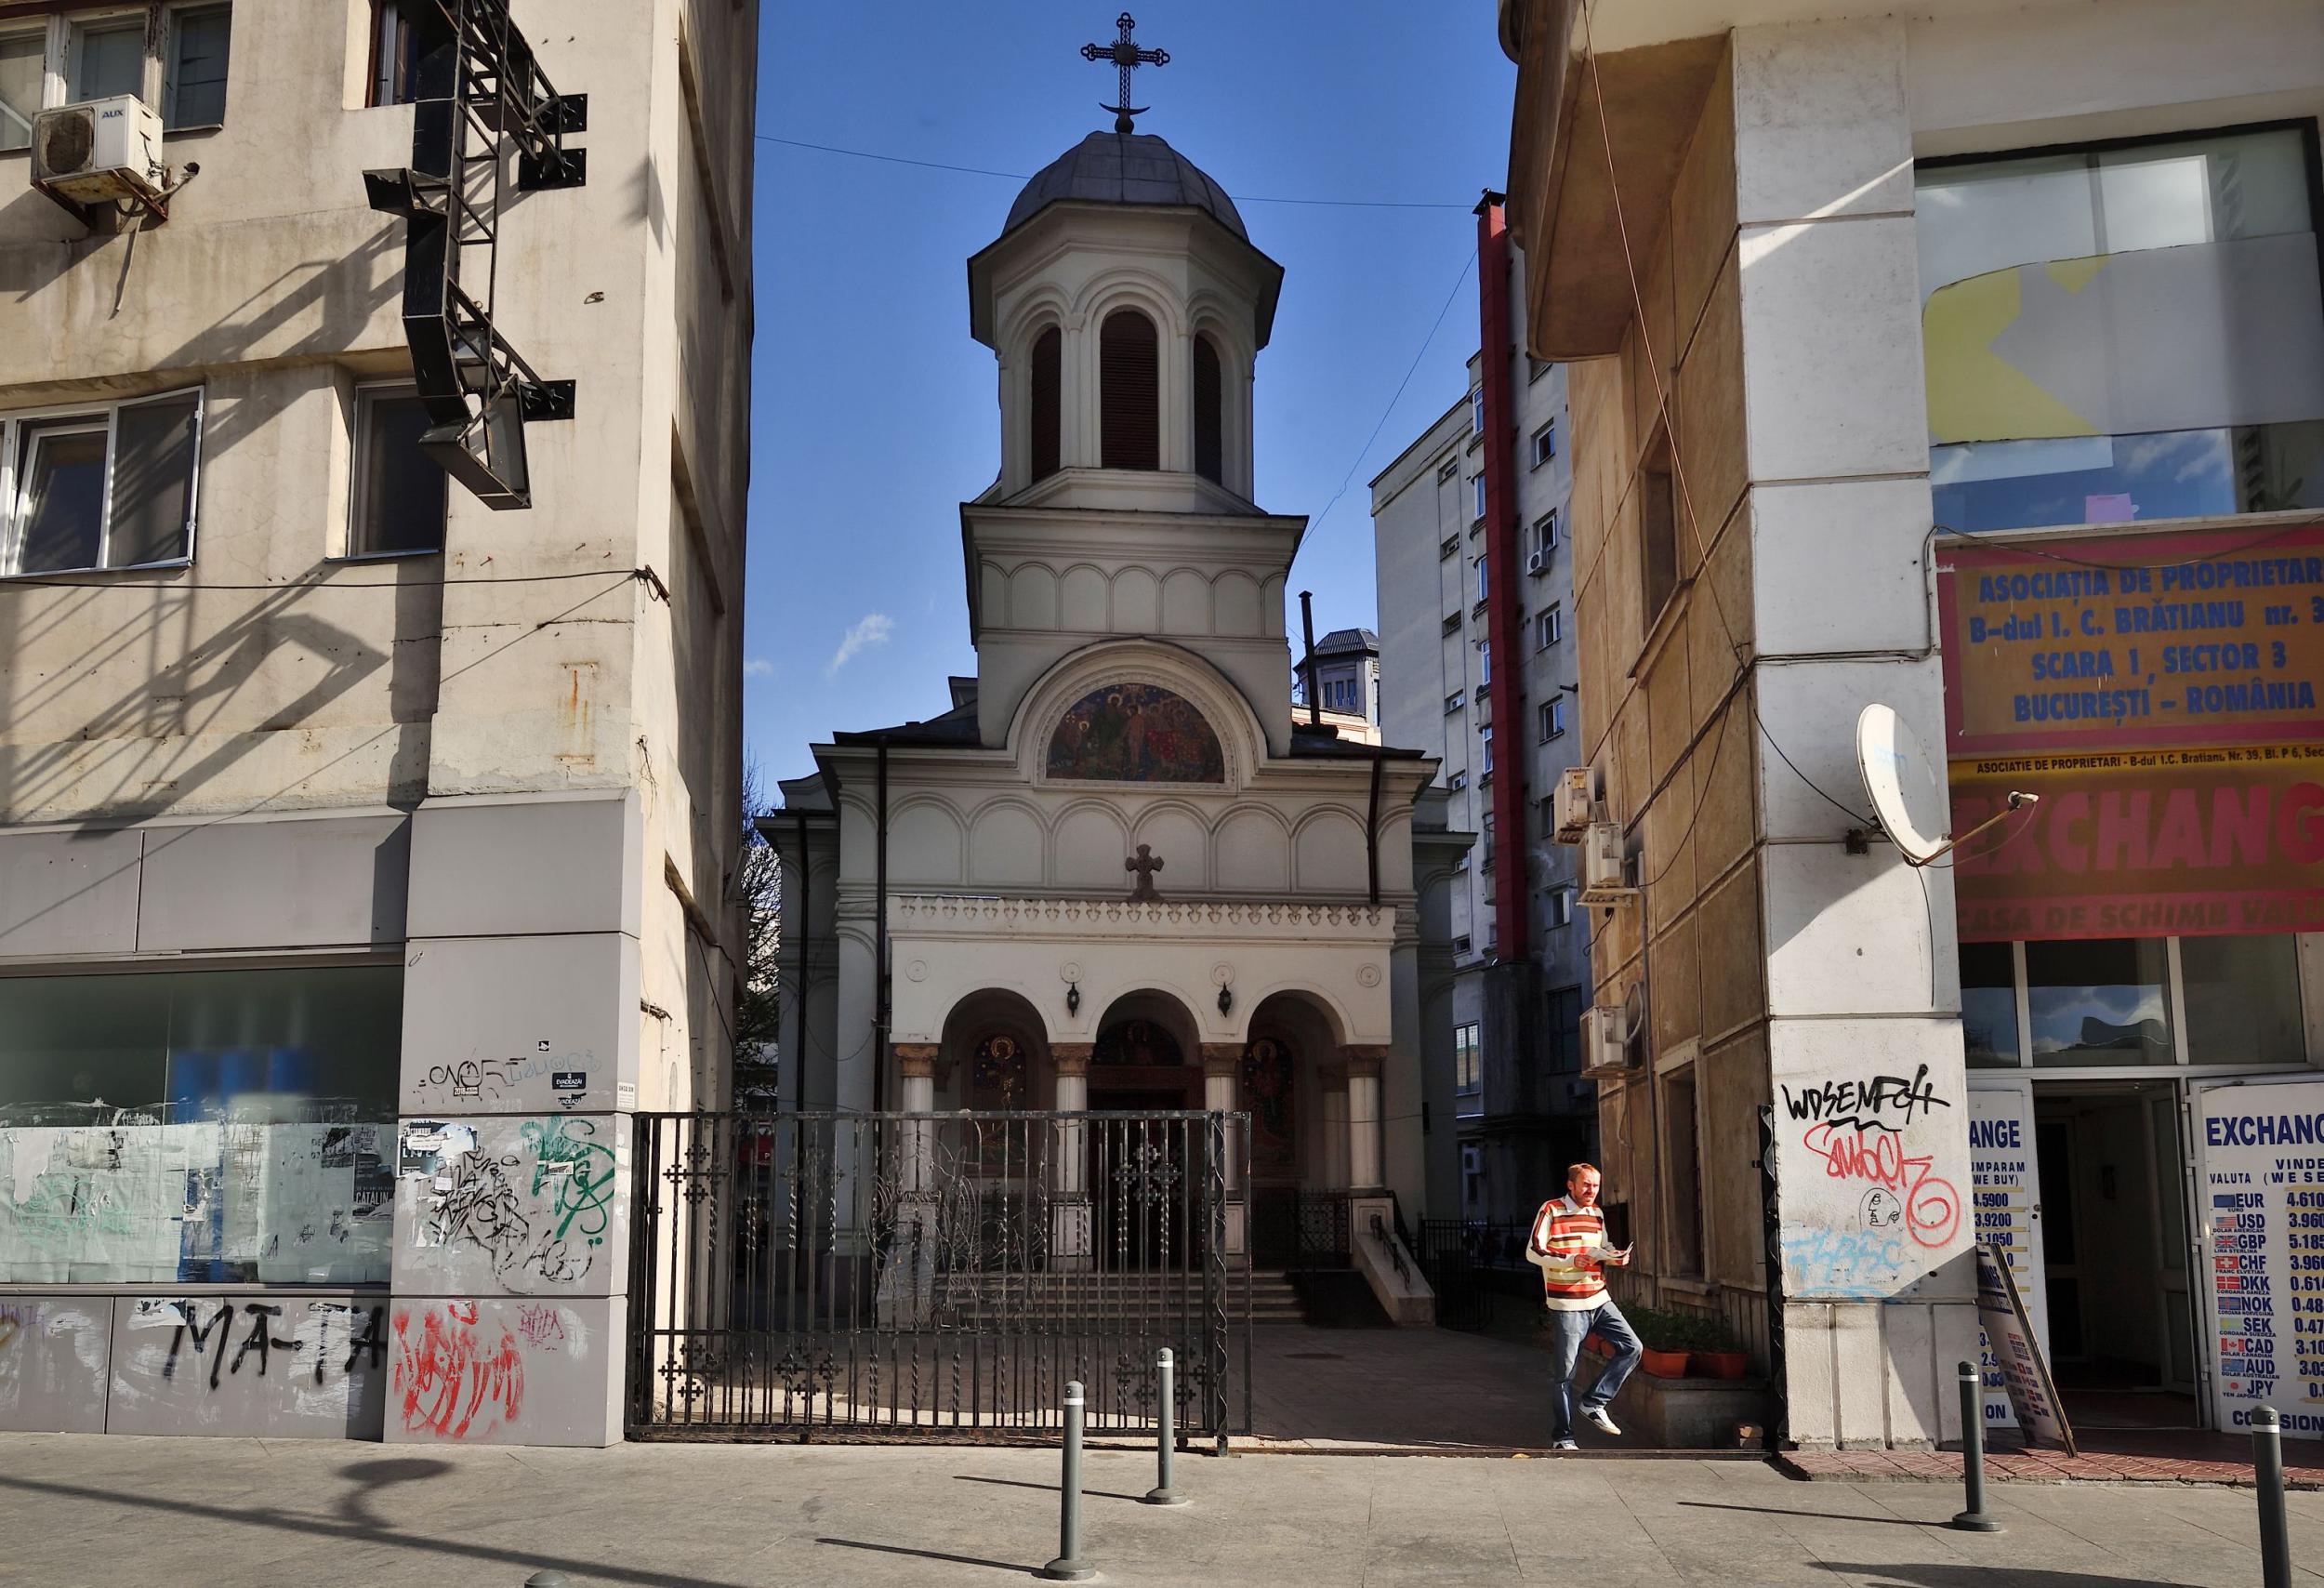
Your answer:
[1192,332,1223,484]
[1100,310,1159,470]
[1029,326,1062,483]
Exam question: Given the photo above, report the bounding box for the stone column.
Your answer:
[1050,1043,1093,1269]
[1200,1042,1246,1257]
[1343,1047,1387,1195]
[885,1044,942,1326]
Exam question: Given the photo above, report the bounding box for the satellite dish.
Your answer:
[1855,704,1950,865]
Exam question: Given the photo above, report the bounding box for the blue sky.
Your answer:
[743,4,1516,782]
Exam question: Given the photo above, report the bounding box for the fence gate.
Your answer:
[627,1110,1251,1444]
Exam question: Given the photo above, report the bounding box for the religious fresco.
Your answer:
[1093,1018,1182,1067]
[1046,683,1225,783]
[1241,1037,1295,1170]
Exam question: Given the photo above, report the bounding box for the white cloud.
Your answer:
[744,658,775,680]
[825,613,894,678]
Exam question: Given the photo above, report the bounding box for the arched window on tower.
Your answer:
[1029,326,1062,483]
[1100,309,1159,470]
[1193,332,1224,485]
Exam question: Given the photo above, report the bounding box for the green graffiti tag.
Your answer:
[518,1118,615,1246]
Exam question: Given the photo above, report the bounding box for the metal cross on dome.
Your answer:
[1082,12,1169,134]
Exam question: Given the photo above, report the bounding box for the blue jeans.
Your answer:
[1545,1299,1641,1442]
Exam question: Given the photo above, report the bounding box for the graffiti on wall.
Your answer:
[408,1042,600,1112]
[108,1295,388,1437]
[1777,1061,1968,1298]
[398,1118,620,1292]
[390,1298,590,1442]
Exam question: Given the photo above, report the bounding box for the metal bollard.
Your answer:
[2254,1406,2291,1588]
[1950,1361,2000,1533]
[1146,1347,1187,1506]
[1040,1380,1095,1581]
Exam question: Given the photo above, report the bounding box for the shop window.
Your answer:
[2181,933,2305,1065]
[1917,125,2324,532]
[0,965,401,1285]
[2026,937,2173,1065]
[1961,939,2022,1066]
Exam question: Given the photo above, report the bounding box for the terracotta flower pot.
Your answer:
[1640,1347,1691,1379]
[1696,1349,1748,1380]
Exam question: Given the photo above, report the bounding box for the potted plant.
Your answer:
[1686,1313,1749,1380]
[1626,1307,1693,1379]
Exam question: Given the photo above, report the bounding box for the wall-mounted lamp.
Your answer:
[1217,985,1233,1016]
[1066,981,1081,1017]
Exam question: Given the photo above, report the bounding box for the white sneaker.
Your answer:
[1551,1439,1578,1450]
[1583,1406,1621,1436]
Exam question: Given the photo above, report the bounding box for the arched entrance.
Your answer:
[1243,989,1350,1269]
[1089,990,1204,1268]
[936,988,1051,1110]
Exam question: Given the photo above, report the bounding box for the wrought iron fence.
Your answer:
[1248,1187,1352,1269]
[1415,1220,1533,1330]
[627,1110,1251,1445]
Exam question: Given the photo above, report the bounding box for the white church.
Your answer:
[770,117,1465,1313]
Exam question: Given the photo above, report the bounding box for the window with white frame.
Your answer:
[1,6,234,135]
[1533,510,1559,558]
[1530,420,1556,469]
[1453,1022,1481,1093]
[1480,724,1494,776]
[1549,886,1574,928]
[1,390,203,576]
[1436,457,1459,484]
[1538,697,1565,742]
[350,384,447,558]
[1535,605,1561,650]
[1473,555,1488,603]
[1444,690,1464,715]
[367,1,420,108]
[1527,357,1551,383]
[1470,473,1486,522]
[1477,638,1490,687]
[1468,387,1484,437]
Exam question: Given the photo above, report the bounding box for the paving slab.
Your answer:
[0,1432,2319,1587]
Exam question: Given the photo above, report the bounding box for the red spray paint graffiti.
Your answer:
[1800,1123,1962,1250]
[393,1302,523,1438]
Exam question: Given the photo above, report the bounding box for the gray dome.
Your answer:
[1004,130,1248,241]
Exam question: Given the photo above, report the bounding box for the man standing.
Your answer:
[1529,1162,1641,1449]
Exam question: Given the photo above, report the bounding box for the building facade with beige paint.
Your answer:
[0,0,754,1446]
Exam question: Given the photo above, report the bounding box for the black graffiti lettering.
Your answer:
[1779,1064,1953,1133]
[162,1301,233,1386]
[230,1304,299,1378]
[348,1305,386,1375]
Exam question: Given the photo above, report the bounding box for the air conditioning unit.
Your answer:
[1552,765,1593,843]
[1579,1002,1631,1078]
[33,97,165,210]
[1578,820,1635,906]
[1526,550,1549,576]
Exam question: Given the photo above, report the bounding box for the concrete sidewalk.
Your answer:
[1,1433,2319,1587]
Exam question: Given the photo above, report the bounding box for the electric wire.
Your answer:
[0,565,657,593]
[752,131,1472,209]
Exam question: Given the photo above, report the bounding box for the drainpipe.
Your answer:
[875,740,890,1114]
[1367,750,1384,906]
[795,810,810,1107]
[1299,589,1322,726]
[1475,191,1527,965]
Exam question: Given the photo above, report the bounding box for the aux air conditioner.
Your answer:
[1578,1003,1631,1078]
[1552,765,1592,844]
[1578,820,1634,906]
[1526,550,1548,576]
[33,96,165,209]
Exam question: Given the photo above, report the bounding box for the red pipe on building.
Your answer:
[1475,193,1527,962]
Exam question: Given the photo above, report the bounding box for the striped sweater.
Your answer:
[1529,1196,1609,1311]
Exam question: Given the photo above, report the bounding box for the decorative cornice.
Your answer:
[890,894,1393,941]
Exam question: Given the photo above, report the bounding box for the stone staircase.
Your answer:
[934,1267,1307,1325]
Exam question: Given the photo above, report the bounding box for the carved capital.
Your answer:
[1341,1044,1389,1079]
[893,1043,938,1079]
[1200,1042,1243,1077]
[1051,1042,1094,1077]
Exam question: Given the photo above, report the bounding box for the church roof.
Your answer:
[1003,130,1248,241]
[1315,628,1380,655]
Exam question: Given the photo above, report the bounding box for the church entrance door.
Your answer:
[1087,1088,1198,1270]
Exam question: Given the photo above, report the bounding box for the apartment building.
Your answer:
[0,0,755,1447]
[1372,218,1591,1226]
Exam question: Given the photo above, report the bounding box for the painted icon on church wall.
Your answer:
[1046,682,1225,783]
[972,1034,1026,1105]
[1241,1036,1295,1170]
[1093,1018,1183,1067]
